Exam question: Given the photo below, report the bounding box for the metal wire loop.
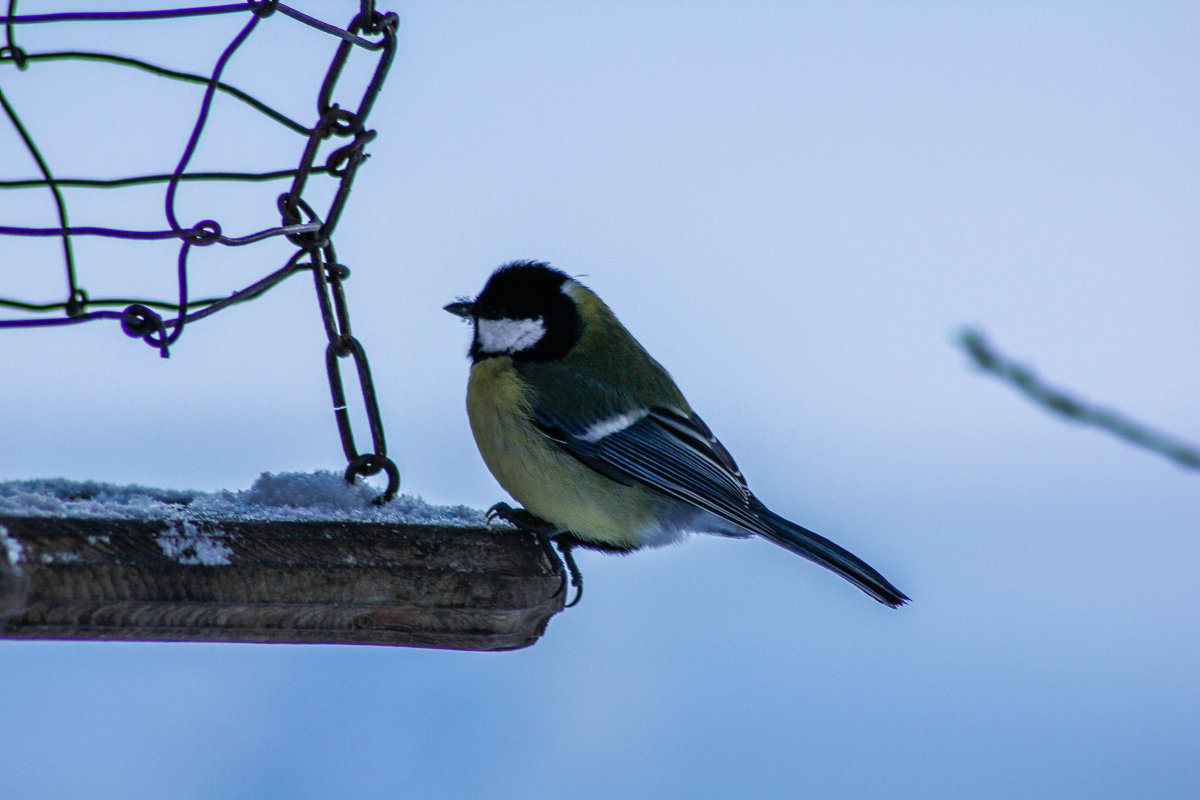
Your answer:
[119,304,162,338]
[344,454,400,505]
[246,0,278,19]
[119,304,170,358]
[326,132,375,177]
[184,219,222,245]
[65,289,88,317]
[0,44,27,68]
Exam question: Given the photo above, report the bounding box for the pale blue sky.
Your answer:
[2,2,1198,798]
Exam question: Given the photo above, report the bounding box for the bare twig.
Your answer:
[958,328,1200,470]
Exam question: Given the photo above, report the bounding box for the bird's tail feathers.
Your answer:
[752,502,909,608]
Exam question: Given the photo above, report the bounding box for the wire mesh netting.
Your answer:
[0,0,400,500]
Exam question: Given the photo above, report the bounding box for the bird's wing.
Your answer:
[521,362,910,607]
[520,362,762,533]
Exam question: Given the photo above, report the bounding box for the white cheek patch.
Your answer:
[476,316,546,354]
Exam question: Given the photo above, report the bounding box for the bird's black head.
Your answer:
[446,260,583,362]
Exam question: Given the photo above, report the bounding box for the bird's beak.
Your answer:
[443,300,474,319]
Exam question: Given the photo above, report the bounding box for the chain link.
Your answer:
[0,1,401,502]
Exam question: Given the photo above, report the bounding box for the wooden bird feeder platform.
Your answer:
[0,516,565,652]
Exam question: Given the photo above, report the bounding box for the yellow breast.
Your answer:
[465,357,655,549]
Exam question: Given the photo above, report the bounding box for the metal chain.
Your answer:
[0,1,401,502]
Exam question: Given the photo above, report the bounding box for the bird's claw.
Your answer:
[485,501,517,525]
[552,535,584,609]
[485,502,583,608]
[486,502,558,536]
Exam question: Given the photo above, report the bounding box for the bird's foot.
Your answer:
[486,502,583,608]
[486,502,559,536]
[552,534,583,609]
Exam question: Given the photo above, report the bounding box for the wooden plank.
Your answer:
[0,516,564,651]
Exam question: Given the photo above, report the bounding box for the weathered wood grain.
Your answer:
[0,516,565,651]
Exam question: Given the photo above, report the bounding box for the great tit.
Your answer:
[445,260,909,608]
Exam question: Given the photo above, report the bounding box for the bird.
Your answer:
[445,260,908,608]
